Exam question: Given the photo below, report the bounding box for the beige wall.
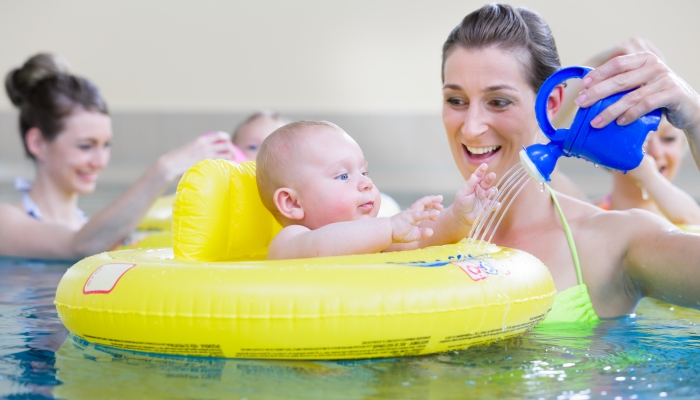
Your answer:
[2,0,699,113]
[1,0,699,207]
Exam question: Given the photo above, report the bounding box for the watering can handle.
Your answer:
[535,66,593,142]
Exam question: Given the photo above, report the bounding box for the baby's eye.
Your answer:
[362,171,369,177]
[247,145,258,151]
[337,173,349,181]
[661,136,676,143]
[78,144,93,151]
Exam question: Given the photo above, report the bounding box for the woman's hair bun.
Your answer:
[5,53,71,107]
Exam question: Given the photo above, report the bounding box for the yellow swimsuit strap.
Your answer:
[548,186,584,285]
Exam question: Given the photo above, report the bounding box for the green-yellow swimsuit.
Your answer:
[538,189,600,325]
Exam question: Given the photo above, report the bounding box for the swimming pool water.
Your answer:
[1,258,699,399]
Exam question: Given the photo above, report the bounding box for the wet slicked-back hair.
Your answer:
[441,3,560,93]
[256,120,342,221]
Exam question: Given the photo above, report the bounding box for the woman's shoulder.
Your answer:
[557,191,671,233]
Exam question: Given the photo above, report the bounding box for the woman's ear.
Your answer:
[273,187,304,221]
[547,84,565,120]
[25,127,47,161]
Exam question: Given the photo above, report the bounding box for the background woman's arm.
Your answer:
[0,132,235,260]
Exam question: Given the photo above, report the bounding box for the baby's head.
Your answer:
[256,120,381,229]
[232,110,289,161]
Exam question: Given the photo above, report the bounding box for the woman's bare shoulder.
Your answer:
[0,202,27,218]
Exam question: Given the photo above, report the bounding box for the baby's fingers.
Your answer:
[409,195,444,212]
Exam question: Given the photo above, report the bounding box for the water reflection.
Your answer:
[2,258,700,399]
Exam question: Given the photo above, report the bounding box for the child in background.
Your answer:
[231,110,289,161]
[256,120,498,260]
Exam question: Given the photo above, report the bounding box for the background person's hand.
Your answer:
[627,154,658,185]
[389,195,442,243]
[159,131,237,181]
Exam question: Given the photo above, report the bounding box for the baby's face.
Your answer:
[292,128,381,230]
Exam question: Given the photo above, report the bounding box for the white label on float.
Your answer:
[83,263,136,294]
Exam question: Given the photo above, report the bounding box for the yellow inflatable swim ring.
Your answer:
[55,160,556,360]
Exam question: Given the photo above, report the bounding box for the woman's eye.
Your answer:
[661,136,676,143]
[447,98,467,106]
[104,141,111,149]
[247,145,258,151]
[78,144,92,151]
[489,99,510,108]
[337,173,349,181]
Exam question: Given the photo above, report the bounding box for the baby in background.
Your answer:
[256,120,498,260]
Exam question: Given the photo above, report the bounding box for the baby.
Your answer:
[256,120,497,260]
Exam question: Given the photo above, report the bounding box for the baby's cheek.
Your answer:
[323,196,356,222]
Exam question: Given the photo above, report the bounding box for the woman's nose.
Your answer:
[461,107,488,140]
[91,147,110,169]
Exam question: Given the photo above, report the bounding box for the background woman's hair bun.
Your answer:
[5,53,71,107]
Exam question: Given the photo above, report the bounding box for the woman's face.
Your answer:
[442,46,540,181]
[39,109,112,195]
[645,119,685,180]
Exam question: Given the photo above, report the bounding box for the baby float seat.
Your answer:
[172,160,282,261]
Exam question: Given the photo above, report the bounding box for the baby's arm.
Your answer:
[628,156,700,224]
[410,163,498,248]
[266,196,441,260]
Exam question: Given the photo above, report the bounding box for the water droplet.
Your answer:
[641,187,649,200]
[540,182,545,192]
[594,164,599,168]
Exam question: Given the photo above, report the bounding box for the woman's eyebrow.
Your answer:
[484,84,517,93]
[442,83,517,92]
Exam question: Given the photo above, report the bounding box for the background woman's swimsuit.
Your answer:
[539,188,600,325]
[15,177,88,222]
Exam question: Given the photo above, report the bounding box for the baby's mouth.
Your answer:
[359,201,374,211]
[465,145,501,160]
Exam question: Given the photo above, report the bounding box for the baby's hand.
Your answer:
[453,163,498,225]
[390,195,443,243]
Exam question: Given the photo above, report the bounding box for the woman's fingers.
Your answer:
[572,52,699,129]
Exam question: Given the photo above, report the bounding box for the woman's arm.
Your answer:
[0,132,235,260]
[627,156,700,224]
[624,210,700,309]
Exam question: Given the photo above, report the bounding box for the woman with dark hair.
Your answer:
[0,53,236,260]
[441,4,700,322]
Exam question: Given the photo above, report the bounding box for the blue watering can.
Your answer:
[519,66,663,183]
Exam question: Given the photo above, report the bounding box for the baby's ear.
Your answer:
[274,188,304,221]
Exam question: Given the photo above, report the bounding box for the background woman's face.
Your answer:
[442,46,539,182]
[645,119,686,181]
[42,110,112,195]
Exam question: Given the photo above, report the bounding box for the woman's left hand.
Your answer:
[575,51,700,132]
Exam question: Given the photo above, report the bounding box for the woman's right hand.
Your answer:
[575,51,700,133]
[158,131,237,181]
